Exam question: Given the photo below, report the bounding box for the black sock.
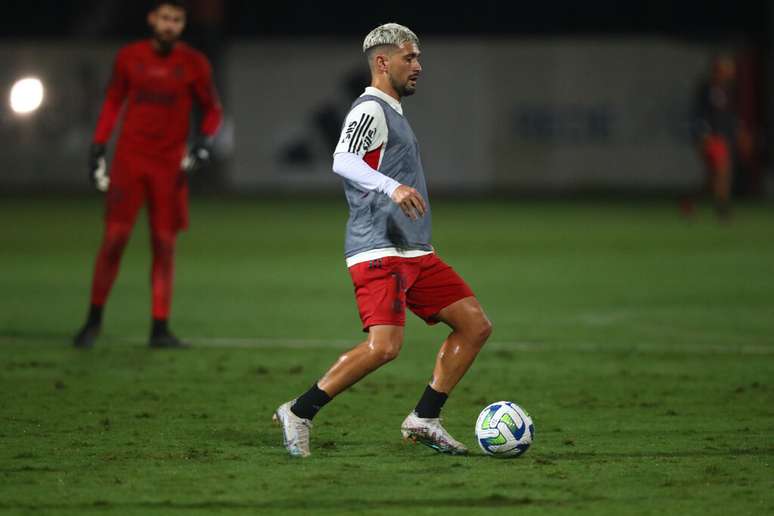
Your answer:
[152,318,168,337]
[86,304,103,328]
[291,383,332,420]
[415,385,448,419]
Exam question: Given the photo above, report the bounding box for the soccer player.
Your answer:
[73,0,222,348]
[274,23,492,457]
[695,54,743,219]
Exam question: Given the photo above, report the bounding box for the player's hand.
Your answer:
[181,141,212,174]
[89,143,109,193]
[390,185,426,220]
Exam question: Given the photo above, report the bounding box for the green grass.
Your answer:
[1,197,773,515]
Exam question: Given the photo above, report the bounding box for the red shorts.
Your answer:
[348,253,475,331]
[105,151,189,233]
[703,135,731,172]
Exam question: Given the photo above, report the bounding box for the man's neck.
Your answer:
[370,81,401,102]
[151,38,176,56]
[364,86,403,115]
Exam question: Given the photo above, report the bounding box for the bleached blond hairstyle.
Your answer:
[362,23,419,54]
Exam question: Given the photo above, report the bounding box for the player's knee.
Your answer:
[103,225,132,261]
[371,339,402,363]
[380,348,401,363]
[151,232,175,258]
[470,315,493,346]
[481,317,493,342]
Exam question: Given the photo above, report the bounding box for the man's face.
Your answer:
[387,42,422,97]
[148,5,186,46]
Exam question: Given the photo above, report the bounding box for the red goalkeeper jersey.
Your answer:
[93,39,222,159]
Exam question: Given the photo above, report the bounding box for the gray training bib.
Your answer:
[341,95,433,258]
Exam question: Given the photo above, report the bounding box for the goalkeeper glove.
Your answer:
[181,140,212,173]
[89,143,109,192]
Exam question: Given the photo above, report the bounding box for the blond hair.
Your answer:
[362,23,419,53]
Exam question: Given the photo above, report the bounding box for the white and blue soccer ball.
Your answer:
[475,401,534,457]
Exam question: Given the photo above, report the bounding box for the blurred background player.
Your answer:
[273,23,493,457]
[73,0,222,348]
[693,54,749,219]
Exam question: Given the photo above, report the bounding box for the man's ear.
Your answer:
[376,54,389,73]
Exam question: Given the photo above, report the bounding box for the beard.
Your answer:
[153,29,179,55]
[390,75,417,98]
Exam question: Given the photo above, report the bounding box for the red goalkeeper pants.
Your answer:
[89,151,189,320]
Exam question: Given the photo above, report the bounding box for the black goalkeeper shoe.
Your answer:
[148,330,190,349]
[73,324,100,349]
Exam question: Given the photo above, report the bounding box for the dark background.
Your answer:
[2,0,772,196]
[1,1,770,40]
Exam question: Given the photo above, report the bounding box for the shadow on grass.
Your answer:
[0,493,596,512]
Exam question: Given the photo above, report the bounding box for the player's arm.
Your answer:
[332,102,425,219]
[90,49,130,192]
[184,55,223,173]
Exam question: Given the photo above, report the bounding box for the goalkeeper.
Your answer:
[73,0,222,348]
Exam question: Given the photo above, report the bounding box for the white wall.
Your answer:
[228,37,709,193]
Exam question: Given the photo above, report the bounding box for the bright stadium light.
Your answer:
[9,77,45,115]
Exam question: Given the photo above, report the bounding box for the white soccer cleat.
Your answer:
[400,411,468,455]
[273,401,312,458]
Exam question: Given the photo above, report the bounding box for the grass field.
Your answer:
[1,197,773,515]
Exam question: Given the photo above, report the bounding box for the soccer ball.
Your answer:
[475,401,534,457]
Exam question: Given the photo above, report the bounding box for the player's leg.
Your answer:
[704,135,732,218]
[275,257,415,457]
[74,158,144,348]
[400,255,491,454]
[400,297,491,455]
[428,297,492,394]
[712,165,732,219]
[146,164,188,348]
[313,324,404,399]
[149,228,177,335]
[274,325,404,457]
